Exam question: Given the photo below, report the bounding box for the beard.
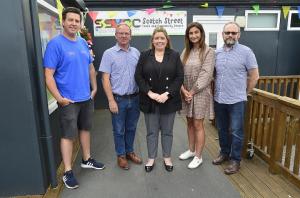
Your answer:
[224,38,236,47]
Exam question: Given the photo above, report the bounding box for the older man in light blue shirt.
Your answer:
[99,23,142,170]
[212,22,259,175]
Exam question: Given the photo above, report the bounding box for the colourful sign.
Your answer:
[92,10,187,36]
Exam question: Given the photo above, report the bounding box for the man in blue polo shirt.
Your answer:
[212,22,259,175]
[99,23,142,170]
[43,7,104,189]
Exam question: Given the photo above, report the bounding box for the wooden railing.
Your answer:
[257,75,300,99]
[243,89,300,188]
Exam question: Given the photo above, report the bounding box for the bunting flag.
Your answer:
[282,6,291,19]
[252,4,260,15]
[162,0,175,9]
[200,3,209,8]
[216,6,224,17]
[108,11,117,18]
[116,19,122,24]
[298,6,300,19]
[145,8,156,15]
[88,11,98,22]
[56,0,64,24]
[127,10,137,17]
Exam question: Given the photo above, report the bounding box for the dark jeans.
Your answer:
[111,95,140,156]
[214,101,246,162]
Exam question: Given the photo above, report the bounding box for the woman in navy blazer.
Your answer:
[135,26,183,172]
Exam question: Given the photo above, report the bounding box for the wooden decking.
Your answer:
[205,120,300,198]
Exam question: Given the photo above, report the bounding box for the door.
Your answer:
[193,16,235,49]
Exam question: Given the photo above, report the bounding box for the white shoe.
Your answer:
[179,150,195,160]
[188,156,203,169]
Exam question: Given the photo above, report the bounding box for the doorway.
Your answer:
[193,16,235,49]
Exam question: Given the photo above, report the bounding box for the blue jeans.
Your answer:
[214,101,246,162]
[111,95,140,156]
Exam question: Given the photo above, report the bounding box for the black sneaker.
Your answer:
[81,157,105,170]
[63,170,79,189]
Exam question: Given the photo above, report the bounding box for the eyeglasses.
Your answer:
[224,31,239,36]
[117,32,130,36]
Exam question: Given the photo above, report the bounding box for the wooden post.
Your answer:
[255,103,263,148]
[293,134,300,175]
[261,105,269,151]
[269,108,286,174]
[290,79,295,99]
[271,79,275,93]
[277,79,282,96]
[283,79,288,97]
[267,107,274,155]
[243,94,253,158]
[296,78,300,100]
[284,125,293,169]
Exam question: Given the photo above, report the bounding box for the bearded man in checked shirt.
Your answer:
[212,22,259,175]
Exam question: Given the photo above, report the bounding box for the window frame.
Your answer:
[37,0,59,115]
[245,10,281,31]
[287,10,300,31]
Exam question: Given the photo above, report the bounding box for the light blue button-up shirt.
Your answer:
[214,42,258,104]
[99,44,140,95]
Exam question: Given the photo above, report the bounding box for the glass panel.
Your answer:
[209,32,217,49]
[248,13,278,28]
[38,6,61,105]
[291,13,300,28]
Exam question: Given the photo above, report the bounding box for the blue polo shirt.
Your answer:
[43,34,93,102]
[214,42,258,104]
[99,44,140,95]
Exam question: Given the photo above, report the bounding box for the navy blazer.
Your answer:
[135,48,184,114]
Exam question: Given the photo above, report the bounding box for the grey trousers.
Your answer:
[144,111,176,158]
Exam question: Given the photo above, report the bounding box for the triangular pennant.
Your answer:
[252,4,260,15]
[56,0,64,24]
[88,11,98,22]
[145,8,156,15]
[127,10,137,17]
[298,6,300,19]
[200,3,209,8]
[282,6,291,19]
[116,19,122,24]
[162,5,175,9]
[108,11,117,18]
[162,0,175,9]
[216,6,224,17]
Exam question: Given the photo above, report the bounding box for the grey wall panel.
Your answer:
[49,110,63,168]
[277,31,300,75]
[0,0,47,196]
[239,32,278,76]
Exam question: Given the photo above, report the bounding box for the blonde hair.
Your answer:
[150,26,172,49]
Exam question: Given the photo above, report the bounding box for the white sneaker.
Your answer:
[179,150,195,160]
[188,156,203,169]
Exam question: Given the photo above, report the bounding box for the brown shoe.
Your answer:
[212,154,229,165]
[126,152,142,164]
[224,161,240,175]
[117,156,129,170]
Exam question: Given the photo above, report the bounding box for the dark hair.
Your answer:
[182,22,207,65]
[62,7,82,22]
